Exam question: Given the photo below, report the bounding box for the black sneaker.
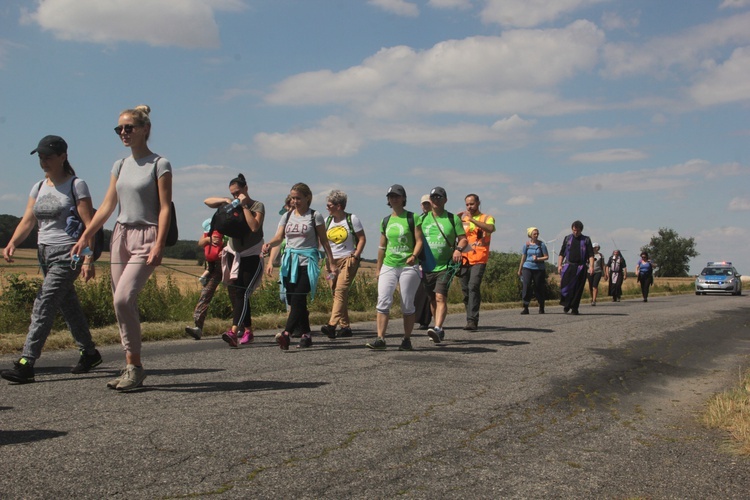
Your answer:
[366,338,386,350]
[1,358,35,384]
[71,349,103,374]
[320,324,337,339]
[427,327,444,344]
[337,327,353,338]
[297,334,313,348]
[398,338,413,351]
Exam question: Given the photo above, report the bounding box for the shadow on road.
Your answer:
[0,429,67,446]
[145,379,329,394]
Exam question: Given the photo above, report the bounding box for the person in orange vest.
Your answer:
[458,194,495,331]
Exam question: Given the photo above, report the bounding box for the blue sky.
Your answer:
[1,0,749,273]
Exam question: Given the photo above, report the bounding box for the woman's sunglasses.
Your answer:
[114,124,136,135]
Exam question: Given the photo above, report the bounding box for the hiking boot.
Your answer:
[239,329,254,345]
[366,337,386,350]
[71,349,102,374]
[1,358,35,384]
[539,304,545,314]
[107,367,127,389]
[297,334,313,348]
[185,326,202,340]
[398,338,413,351]
[521,306,529,315]
[337,327,353,338]
[321,324,337,339]
[275,331,291,350]
[115,364,146,392]
[418,324,430,330]
[465,321,478,331]
[222,330,239,348]
[427,327,444,344]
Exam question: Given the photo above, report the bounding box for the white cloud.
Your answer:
[374,122,504,145]
[428,0,472,9]
[720,0,750,9]
[688,47,750,106]
[600,11,639,31]
[480,0,607,28]
[728,197,750,211]
[254,116,364,160]
[506,195,534,206]
[569,148,648,163]
[21,0,246,49]
[602,11,750,78]
[267,21,604,118]
[368,0,419,17]
[549,125,635,142]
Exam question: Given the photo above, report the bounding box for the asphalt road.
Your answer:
[1,293,750,499]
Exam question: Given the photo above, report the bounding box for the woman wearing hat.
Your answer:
[1,135,102,384]
[517,227,549,314]
[588,242,604,306]
[366,184,424,351]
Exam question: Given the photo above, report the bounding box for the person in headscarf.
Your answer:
[605,249,627,302]
[517,226,548,314]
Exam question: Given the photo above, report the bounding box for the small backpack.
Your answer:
[51,177,106,261]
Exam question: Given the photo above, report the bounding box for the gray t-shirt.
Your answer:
[278,209,324,266]
[227,200,266,253]
[112,153,172,226]
[31,176,91,246]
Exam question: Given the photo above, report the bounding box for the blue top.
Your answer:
[522,242,548,270]
[637,259,653,275]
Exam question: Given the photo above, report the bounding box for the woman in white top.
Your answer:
[73,105,173,391]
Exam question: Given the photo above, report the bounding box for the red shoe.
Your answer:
[221,330,238,348]
[275,331,291,350]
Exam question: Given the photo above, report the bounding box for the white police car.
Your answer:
[695,262,742,295]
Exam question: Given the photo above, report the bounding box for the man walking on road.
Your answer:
[458,193,495,331]
[418,186,467,343]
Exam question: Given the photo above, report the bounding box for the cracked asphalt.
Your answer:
[1,293,750,498]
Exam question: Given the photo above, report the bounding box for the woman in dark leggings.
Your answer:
[263,182,335,349]
[204,173,265,347]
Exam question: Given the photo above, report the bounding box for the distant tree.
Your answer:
[0,214,38,249]
[641,227,699,277]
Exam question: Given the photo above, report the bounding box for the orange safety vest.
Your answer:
[463,213,492,265]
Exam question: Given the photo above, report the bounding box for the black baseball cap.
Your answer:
[430,186,447,198]
[386,184,406,197]
[30,135,68,156]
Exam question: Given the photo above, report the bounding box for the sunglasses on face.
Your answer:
[114,124,136,135]
[430,194,444,200]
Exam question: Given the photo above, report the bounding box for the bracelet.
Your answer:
[378,246,386,250]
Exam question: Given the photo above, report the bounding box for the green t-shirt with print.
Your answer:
[418,211,465,272]
[382,212,416,268]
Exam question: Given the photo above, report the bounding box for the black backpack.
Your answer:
[210,201,251,239]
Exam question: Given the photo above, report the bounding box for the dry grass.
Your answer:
[702,368,750,455]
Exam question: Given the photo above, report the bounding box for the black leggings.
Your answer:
[283,265,311,335]
[229,254,262,329]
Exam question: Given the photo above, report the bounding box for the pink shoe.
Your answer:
[240,329,254,345]
[221,330,238,348]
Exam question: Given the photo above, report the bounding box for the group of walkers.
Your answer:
[0,108,654,387]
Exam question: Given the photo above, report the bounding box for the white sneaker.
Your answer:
[185,326,202,340]
[115,364,146,391]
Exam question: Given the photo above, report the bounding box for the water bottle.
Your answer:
[71,247,93,269]
[72,247,93,262]
[225,198,241,213]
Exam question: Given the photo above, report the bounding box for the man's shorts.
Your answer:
[423,269,450,296]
